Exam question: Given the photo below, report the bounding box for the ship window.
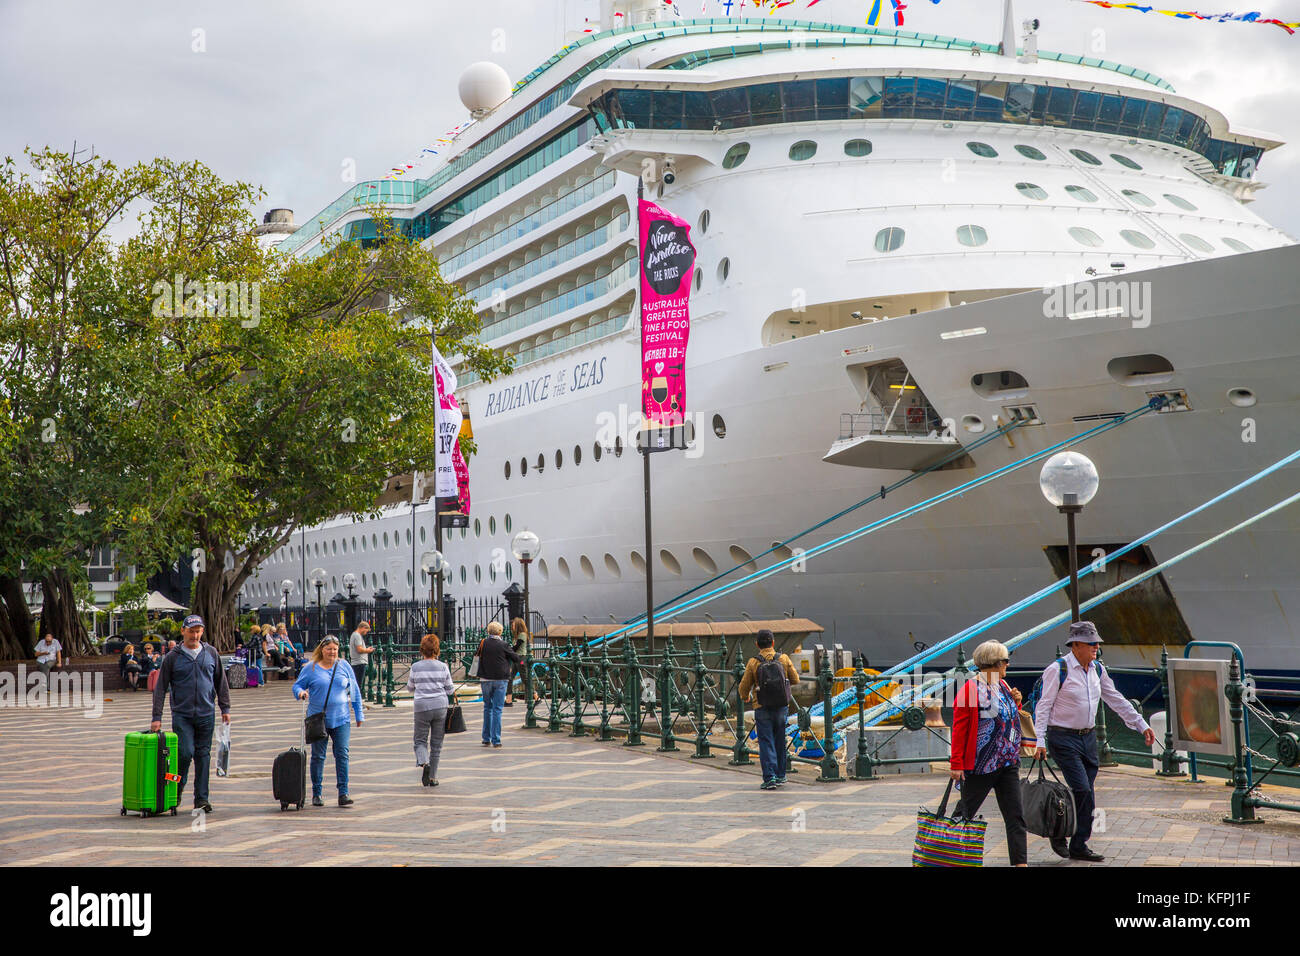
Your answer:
[722,143,750,169]
[1179,234,1213,254]
[966,141,997,158]
[1111,152,1142,169]
[460,566,466,585]
[844,138,873,157]
[505,514,512,533]
[604,553,621,579]
[383,532,389,549]
[614,436,624,457]
[1108,353,1174,386]
[474,565,481,583]
[1014,144,1046,161]
[406,569,412,588]
[573,444,582,466]
[555,448,563,469]
[504,460,511,480]
[505,563,512,581]
[557,557,571,581]
[405,528,412,546]
[1070,148,1102,165]
[729,545,758,573]
[713,414,727,438]
[874,227,905,252]
[1015,182,1047,200]
[520,457,527,476]
[1065,184,1098,203]
[474,518,482,537]
[692,548,718,573]
[1122,188,1155,207]
[1222,237,1251,252]
[360,536,365,552]
[536,453,545,473]
[1068,226,1104,248]
[579,555,596,580]
[956,224,988,247]
[698,209,710,234]
[488,563,496,582]
[660,550,682,575]
[717,257,730,281]
[694,269,703,292]
[489,516,497,535]
[593,442,602,461]
[789,140,817,161]
[1121,229,1156,249]
[419,526,426,544]
[1165,193,1197,211]
[341,539,347,554]
[971,370,1030,400]
[630,550,646,575]
[536,559,548,582]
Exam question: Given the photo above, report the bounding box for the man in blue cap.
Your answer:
[1033,620,1154,861]
[150,614,231,813]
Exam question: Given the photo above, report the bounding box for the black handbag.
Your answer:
[303,663,339,744]
[1020,755,1077,840]
[444,700,467,734]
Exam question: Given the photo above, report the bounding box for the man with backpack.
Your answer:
[738,629,800,790]
[1032,620,1154,861]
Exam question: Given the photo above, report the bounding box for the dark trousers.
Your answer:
[956,764,1028,866]
[752,705,788,782]
[1047,728,1099,852]
[173,712,215,805]
[351,663,367,693]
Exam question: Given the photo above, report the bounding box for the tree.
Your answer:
[112,573,148,631]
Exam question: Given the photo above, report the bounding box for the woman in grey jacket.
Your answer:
[406,633,456,787]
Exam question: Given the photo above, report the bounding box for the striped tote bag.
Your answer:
[912,778,988,867]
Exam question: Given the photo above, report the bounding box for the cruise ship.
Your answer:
[253,0,1300,675]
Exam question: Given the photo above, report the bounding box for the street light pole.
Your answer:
[1061,493,1082,623]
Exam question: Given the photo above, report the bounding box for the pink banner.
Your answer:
[432,345,470,516]
[639,198,696,441]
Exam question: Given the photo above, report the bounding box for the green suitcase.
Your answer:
[122,730,180,816]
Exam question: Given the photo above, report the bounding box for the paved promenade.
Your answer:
[3,686,1299,866]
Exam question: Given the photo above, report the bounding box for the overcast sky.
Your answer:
[3,0,1298,236]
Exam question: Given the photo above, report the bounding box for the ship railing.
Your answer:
[839,404,944,440]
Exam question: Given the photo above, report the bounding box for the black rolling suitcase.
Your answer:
[273,703,308,811]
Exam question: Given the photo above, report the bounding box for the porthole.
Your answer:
[573,444,582,466]
[692,548,717,573]
[505,514,512,533]
[966,141,997,158]
[382,532,389,550]
[406,569,413,587]
[712,414,726,438]
[1165,193,1197,211]
[1223,237,1252,253]
[520,457,527,476]
[874,226,905,253]
[1107,353,1175,386]
[360,536,366,552]
[729,545,758,573]
[475,565,482,583]
[371,534,378,550]
[405,528,412,546]
[789,140,817,161]
[961,414,986,434]
[341,538,347,554]
[579,555,596,580]
[593,442,603,462]
[630,550,647,575]
[1068,226,1103,248]
[771,543,794,562]
[604,553,621,579]
[555,448,563,470]
[331,540,338,555]
[474,518,481,537]
[489,516,497,535]
[504,460,511,479]
[460,566,467,585]
[722,142,750,169]
[505,563,512,581]
[536,453,545,474]
[955,224,988,247]
[536,559,549,582]
[971,370,1030,401]
[660,550,682,575]
[614,436,624,457]
[1015,182,1047,200]
[488,563,497,582]
[1110,153,1142,169]
[1122,188,1155,207]
[1070,148,1102,166]
[382,572,389,587]
[844,138,873,157]
[698,209,710,234]
[1015,144,1046,161]
[1227,387,1257,408]
[1180,234,1213,254]
[557,557,571,581]
[419,527,426,544]
[1065,184,1098,203]
[693,269,703,293]
[717,257,730,282]
[1121,229,1156,250]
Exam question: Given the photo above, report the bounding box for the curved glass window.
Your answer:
[956,224,988,247]
[1222,237,1252,253]
[717,257,730,281]
[967,141,997,158]
[1069,148,1102,166]
[1122,189,1155,207]
[1179,234,1214,254]
[844,138,873,157]
[463,213,630,300]
[1014,144,1047,161]
[1121,229,1156,249]
[1069,226,1104,247]
[479,248,636,338]
[874,227,905,252]
[1110,153,1142,169]
[1016,182,1047,200]
[722,142,750,169]
[698,209,710,233]
[1164,193,1197,211]
[1065,184,1098,203]
[789,140,817,161]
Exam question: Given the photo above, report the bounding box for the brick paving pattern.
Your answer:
[2,685,1299,866]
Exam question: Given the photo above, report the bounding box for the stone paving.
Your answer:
[2,684,1299,866]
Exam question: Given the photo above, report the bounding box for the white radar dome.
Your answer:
[458,62,511,116]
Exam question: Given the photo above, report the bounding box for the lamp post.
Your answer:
[420,550,448,642]
[310,567,327,649]
[511,530,541,641]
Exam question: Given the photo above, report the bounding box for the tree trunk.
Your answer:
[0,574,36,660]
[38,569,94,657]
[193,561,240,652]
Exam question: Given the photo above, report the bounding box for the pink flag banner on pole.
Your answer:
[638,198,696,451]
[432,344,470,515]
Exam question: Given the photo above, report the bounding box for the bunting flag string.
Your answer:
[1080,1,1299,33]
[364,118,477,189]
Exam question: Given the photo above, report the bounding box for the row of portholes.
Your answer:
[1015,180,1199,211]
[873,223,1252,254]
[247,570,391,598]
[455,562,515,585]
[522,543,798,583]
[722,139,1141,169]
[454,513,514,540]
[504,417,729,481]
[270,526,429,563]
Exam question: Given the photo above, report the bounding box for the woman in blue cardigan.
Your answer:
[293,636,364,806]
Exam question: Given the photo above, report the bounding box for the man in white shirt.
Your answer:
[34,633,63,688]
[1033,620,1155,862]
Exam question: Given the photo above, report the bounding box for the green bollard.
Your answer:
[623,641,645,747]
[383,637,395,708]
[816,649,842,782]
[657,639,678,752]
[852,654,876,780]
[570,645,588,737]
[546,659,563,733]
[523,646,538,729]
[691,637,712,759]
[729,655,751,766]
[1156,647,1186,777]
[1223,657,1262,824]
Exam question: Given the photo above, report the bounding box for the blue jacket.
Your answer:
[293,661,363,729]
[151,643,230,723]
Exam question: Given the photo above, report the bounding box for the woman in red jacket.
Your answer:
[950,640,1028,866]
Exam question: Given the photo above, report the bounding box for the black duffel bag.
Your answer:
[1021,756,1076,840]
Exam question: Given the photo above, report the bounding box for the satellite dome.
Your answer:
[458,62,511,116]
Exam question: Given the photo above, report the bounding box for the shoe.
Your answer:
[193,801,213,813]
[760,779,778,790]
[338,795,354,807]
[428,779,439,787]
[312,796,324,807]
[503,701,514,707]
[421,764,431,787]
[1050,838,1070,859]
[774,776,786,786]
[1069,846,1104,862]
[482,741,491,747]
[493,743,503,749]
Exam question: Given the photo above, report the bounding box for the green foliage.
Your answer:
[113,574,148,630]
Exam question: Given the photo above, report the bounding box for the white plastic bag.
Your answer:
[215,722,231,777]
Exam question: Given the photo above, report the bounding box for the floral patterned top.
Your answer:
[972,679,1023,774]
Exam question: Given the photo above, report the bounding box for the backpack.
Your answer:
[753,655,790,708]
[1025,657,1102,718]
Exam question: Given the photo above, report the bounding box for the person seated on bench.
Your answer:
[273,624,301,677]
[120,644,144,690]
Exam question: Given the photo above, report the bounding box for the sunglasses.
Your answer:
[320,636,340,646]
